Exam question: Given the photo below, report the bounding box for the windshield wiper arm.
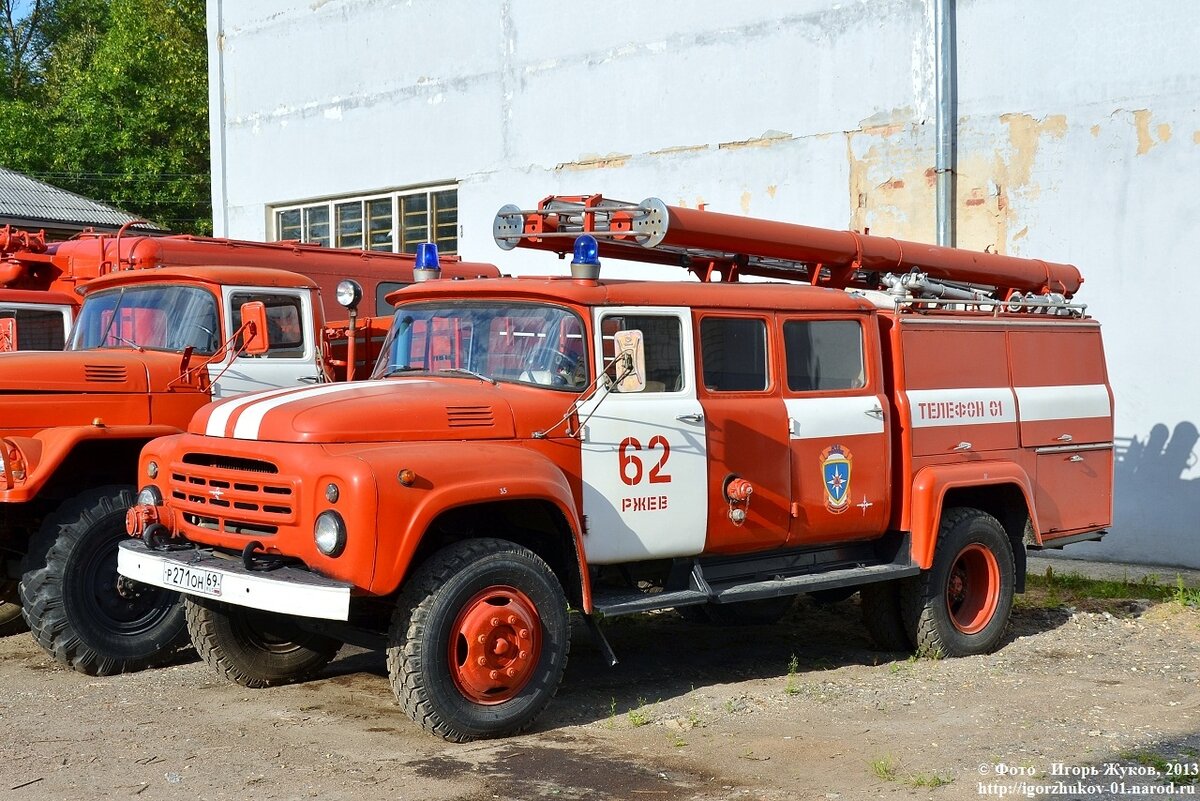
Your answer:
[439,368,496,385]
[385,367,427,377]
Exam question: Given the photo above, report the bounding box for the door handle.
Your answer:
[952,441,973,451]
[1056,433,1073,443]
[297,375,322,384]
[865,405,884,419]
[676,413,703,424]
[1068,454,1084,463]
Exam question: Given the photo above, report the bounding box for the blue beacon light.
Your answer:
[415,242,440,270]
[572,235,600,267]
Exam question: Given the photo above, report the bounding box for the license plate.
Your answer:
[162,563,223,598]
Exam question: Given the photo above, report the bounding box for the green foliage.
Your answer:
[0,0,211,233]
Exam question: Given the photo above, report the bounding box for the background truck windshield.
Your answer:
[69,285,220,354]
[372,302,588,390]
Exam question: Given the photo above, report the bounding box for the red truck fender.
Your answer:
[370,443,590,609]
[0,425,182,501]
[908,461,1041,569]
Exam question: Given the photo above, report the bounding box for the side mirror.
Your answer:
[239,301,271,356]
[612,329,646,392]
[0,317,16,353]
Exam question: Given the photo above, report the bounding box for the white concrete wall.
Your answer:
[208,0,1200,567]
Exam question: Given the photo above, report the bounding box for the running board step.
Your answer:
[592,562,920,618]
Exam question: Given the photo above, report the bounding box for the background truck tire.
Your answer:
[387,538,570,742]
[0,580,27,636]
[901,507,1015,658]
[185,598,341,687]
[859,581,913,652]
[19,485,187,674]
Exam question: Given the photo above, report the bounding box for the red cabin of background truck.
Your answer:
[0,233,498,672]
[119,195,1113,741]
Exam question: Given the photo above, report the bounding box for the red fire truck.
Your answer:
[119,195,1112,740]
[0,236,497,665]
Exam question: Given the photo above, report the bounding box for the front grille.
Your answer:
[446,405,495,428]
[170,454,296,536]
[84,364,127,383]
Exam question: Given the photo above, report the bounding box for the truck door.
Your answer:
[209,288,321,399]
[577,307,708,564]
[695,313,792,553]
[781,316,890,545]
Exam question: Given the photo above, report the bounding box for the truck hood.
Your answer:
[191,378,519,443]
[0,348,194,394]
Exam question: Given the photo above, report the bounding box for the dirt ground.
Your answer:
[2,584,1199,801]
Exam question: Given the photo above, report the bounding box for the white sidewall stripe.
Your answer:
[1015,384,1111,422]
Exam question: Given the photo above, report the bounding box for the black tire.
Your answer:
[0,580,28,637]
[695,595,796,626]
[901,507,1015,658]
[387,538,570,742]
[19,485,187,675]
[859,581,913,652]
[185,598,341,688]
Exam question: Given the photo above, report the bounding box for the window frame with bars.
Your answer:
[271,185,458,255]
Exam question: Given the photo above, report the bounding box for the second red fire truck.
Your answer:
[118,195,1113,741]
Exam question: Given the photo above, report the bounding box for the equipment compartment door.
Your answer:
[577,307,708,565]
[781,316,890,545]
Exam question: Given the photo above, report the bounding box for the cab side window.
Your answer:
[376,281,410,316]
[783,320,865,391]
[700,317,768,392]
[600,314,683,393]
[0,308,66,350]
[231,292,306,358]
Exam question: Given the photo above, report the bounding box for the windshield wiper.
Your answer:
[438,367,497,385]
[104,335,144,352]
[385,367,428,377]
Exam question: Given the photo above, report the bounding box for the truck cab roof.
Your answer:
[78,264,320,296]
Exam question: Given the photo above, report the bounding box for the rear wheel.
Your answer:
[901,508,1014,657]
[859,581,912,651]
[186,598,341,687]
[20,486,187,674]
[0,580,27,636]
[387,538,570,742]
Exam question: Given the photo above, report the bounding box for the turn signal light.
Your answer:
[398,469,417,487]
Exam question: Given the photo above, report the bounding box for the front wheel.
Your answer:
[901,508,1015,657]
[186,598,342,687]
[19,486,187,674]
[387,538,570,742]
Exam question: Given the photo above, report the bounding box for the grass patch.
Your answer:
[785,654,800,695]
[1120,749,1200,785]
[908,772,953,788]
[627,698,652,727]
[1016,566,1199,613]
[869,756,899,781]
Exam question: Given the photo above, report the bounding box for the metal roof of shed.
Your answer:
[0,167,162,231]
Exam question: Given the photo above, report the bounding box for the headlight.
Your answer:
[314,510,346,557]
[137,485,163,506]
[335,280,362,310]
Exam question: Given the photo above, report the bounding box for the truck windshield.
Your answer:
[372,301,589,390]
[69,285,220,354]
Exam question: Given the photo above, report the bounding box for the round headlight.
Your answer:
[335,279,363,310]
[314,510,346,557]
[137,485,163,506]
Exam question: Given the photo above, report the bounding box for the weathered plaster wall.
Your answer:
[209,0,1200,567]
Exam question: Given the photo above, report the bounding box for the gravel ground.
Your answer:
[1,581,1198,800]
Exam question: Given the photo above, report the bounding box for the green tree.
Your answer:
[0,0,210,234]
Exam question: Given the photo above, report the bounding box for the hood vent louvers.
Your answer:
[84,364,128,383]
[446,405,496,428]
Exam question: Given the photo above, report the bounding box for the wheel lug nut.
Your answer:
[507,615,517,625]
[491,617,500,627]
[477,635,487,644]
[506,668,516,677]
[476,657,486,666]
[489,670,499,680]
[518,628,529,639]
[519,650,528,660]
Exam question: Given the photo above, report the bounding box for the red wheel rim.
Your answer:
[448,585,541,704]
[945,543,1000,635]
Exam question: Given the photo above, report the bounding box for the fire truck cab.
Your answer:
[118,196,1113,742]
